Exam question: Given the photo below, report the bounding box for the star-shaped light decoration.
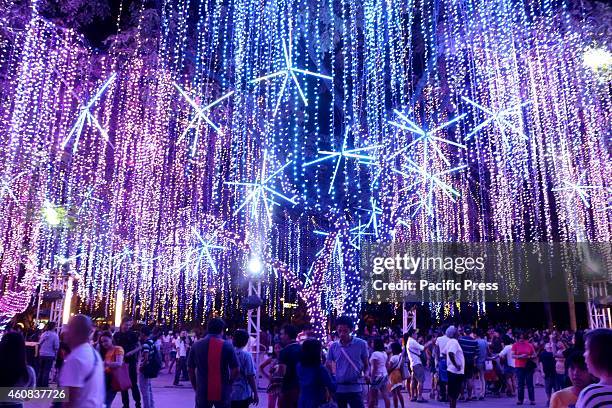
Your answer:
[54,253,84,268]
[225,151,297,224]
[388,109,467,166]
[393,159,467,218]
[173,83,234,155]
[62,73,116,153]
[251,33,332,116]
[348,220,376,250]
[189,227,227,275]
[552,172,604,209]
[461,96,530,141]
[312,229,344,257]
[76,186,104,216]
[109,247,135,270]
[0,171,27,203]
[303,125,381,194]
[307,230,345,284]
[356,197,383,238]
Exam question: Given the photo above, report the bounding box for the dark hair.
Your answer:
[502,335,515,345]
[121,316,133,324]
[335,316,353,329]
[407,328,417,337]
[573,330,585,350]
[98,330,114,355]
[208,318,225,335]
[0,332,29,387]
[233,330,250,348]
[282,324,298,340]
[566,352,587,371]
[391,342,402,355]
[99,330,113,340]
[300,339,322,367]
[373,338,385,352]
[585,329,612,375]
[269,342,281,357]
[46,321,57,331]
[140,326,152,337]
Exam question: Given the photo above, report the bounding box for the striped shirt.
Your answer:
[576,383,612,408]
[458,336,478,363]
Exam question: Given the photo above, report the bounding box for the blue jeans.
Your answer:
[438,358,448,400]
[516,367,534,403]
[336,392,365,408]
[138,372,155,408]
[37,356,55,387]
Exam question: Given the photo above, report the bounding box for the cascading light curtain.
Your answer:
[0,0,609,326]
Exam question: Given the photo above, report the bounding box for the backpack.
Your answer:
[142,341,163,378]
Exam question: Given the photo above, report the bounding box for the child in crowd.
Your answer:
[387,342,405,408]
[230,330,259,408]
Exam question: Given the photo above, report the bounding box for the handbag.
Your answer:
[111,363,132,391]
[525,359,537,372]
[410,349,427,366]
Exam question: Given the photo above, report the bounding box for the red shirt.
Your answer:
[512,341,535,368]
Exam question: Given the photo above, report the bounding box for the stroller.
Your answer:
[484,359,503,397]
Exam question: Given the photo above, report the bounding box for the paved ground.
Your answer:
[26,370,550,407]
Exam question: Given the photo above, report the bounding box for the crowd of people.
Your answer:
[0,315,611,408]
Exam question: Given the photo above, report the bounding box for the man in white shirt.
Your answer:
[58,314,104,408]
[173,330,189,385]
[407,329,427,402]
[499,335,517,398]
[442,327,464,408]
[434,326,455,402]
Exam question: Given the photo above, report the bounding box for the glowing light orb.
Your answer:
[42,201,61,226]
[247,257,264,277]
[583,47,612,70]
